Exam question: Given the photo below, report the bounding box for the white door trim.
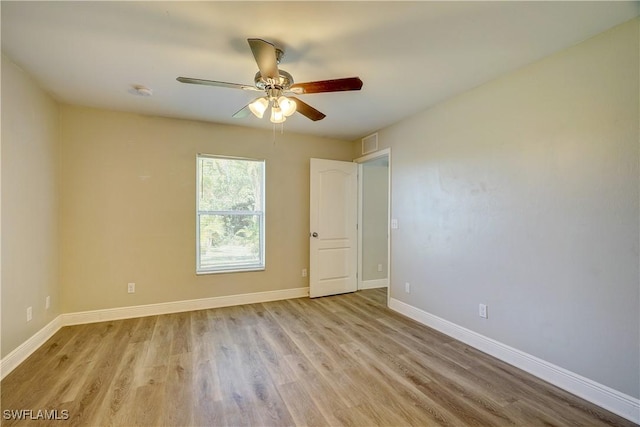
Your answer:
[355,148,391,306]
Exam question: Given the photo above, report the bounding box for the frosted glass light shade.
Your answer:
[270,106,286,124]
[249,97,268,118]
[278,96,297,117]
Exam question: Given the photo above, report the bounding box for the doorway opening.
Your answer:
[356,148,390,299]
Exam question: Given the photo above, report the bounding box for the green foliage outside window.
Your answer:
[197,156,265,272]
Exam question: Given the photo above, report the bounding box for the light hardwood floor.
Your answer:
[1,288,635,426]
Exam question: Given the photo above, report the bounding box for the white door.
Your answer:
[309,158,358,298]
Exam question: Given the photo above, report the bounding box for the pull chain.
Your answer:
[271,123,285,145]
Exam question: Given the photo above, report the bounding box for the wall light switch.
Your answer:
[391,219,398,229]
[128,282,135,293]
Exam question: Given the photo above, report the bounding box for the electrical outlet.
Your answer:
[27,306,33,322]
[128,282,135,293]
[479,303,488,319]
[377,263,383,272]
[391,218,398,229]
[302,268,307,277]
[46,296,50,310]
[405,282,411,293]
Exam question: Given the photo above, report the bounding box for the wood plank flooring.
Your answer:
[1,289,635,426]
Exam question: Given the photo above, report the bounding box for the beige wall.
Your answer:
[362,19,639,398]
[1,55,61,358]
[60,106,353,313]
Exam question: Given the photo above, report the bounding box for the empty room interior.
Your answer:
[1,2,639,426]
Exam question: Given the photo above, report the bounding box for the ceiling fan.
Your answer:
[177,38,363,124]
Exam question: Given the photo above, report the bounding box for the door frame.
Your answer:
[355,148,391,306]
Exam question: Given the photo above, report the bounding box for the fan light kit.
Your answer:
[249,91,297,124]
[177,38,363,125]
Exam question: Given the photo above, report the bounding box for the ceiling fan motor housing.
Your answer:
[254,69,293,92]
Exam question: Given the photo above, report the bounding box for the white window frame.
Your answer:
[196,154,265,274]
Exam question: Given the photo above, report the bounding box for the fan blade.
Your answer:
[289,77,363,94]
[176,77,259,91]
[232,104,252,119]
[247,38,279,80]
[289,97,326,121]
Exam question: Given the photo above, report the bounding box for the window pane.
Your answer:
[198,213,262,270]
[197,155,265,273]
[199,157,264,212]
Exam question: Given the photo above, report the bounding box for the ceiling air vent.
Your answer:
[362,133,378,155]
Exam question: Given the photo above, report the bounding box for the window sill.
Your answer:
[197,267,265,275]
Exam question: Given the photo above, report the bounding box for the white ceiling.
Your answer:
[2,1,638,141]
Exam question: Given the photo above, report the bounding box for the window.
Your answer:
[196,155,265,273]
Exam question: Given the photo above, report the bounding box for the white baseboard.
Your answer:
[359,278,389,290]
[62,287,309,325]
[1,287,309,379]
[1,316,63,380]
[389,298,640,424]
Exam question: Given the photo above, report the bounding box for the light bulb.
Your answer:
[248,97,268,118]
[278,96,297,117]
[270,106,286,124]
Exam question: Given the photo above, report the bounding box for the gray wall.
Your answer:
[371,19,639,398]
[362,159,389,282]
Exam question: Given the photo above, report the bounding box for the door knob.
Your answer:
[311,232,318,238]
